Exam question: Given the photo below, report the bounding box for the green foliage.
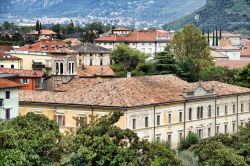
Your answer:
[62,112,183,166]
[177,150,199,166]
[171,25,214,82]
[151,46,180,75]
[235,63,250,88]
[178,133,199,151]
[236,123,250,163]
[111,44,150,77]
[200,66,238,84]
[0,112,61,165]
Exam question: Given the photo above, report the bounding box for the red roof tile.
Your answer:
[0,53,21,60]
[215,60,250,69]
[27,29,56,35]
[19,75,250,108]
[0,78,23,89]
[77,66,115,78]
[0,68,43,78]
[96,30,172,42]
[16,41,68,52]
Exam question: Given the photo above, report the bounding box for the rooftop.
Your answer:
[27,29,56,35]
[0,78,23,89]
[215,60,250,69]
[77,65,115,78]
[16,40,69,52]
[0,53,21,60]
[96,30,172,43]
[19,75,250,108]
[0,68,44,78]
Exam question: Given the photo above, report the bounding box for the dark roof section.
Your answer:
[0,78,23,89]
[71,42,111,54]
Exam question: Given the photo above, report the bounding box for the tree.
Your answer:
[171,25,214,82]
[61,112,183,166]
[200,66,238,84]
[152,46,179,75]
[235,63,250,88]
[178,133,199,151]
[36,20,40,31]
[236,123,250,164]
[0,113,61,165]
[110,44,149,77]
[177,150,199,166]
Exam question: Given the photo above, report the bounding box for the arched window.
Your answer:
[55,62,59,74]
[200,107,203,119]
[197,107,200,119]
[60,62,64,75]
[189,108,192,121]
[208,105,212,118]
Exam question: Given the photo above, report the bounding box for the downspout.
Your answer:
[184,102,186,138]
[153,105,156,142]
[236,95,239,133]
[214,98,217,135]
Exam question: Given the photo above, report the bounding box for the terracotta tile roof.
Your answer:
[19,75,250,108]
[77,65,115,78]
[96,30,172,43]
[49,48,78,54]
[219,39,231,47]
[0,68,43,78]
[0,53,21,60]
[0,45,13,52]
[0,78,23,89]
[27,29,56,35]
[215,60,250,69]
[241,40,250,57]
[16,41,68,52]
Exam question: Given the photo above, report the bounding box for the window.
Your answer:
[157,115,160,126]
[233,104,236,114]
[68,62,75,74]
[90,54,93,57]
[110,60,113,65]
[132,119,136,129]
[5,109,10,120]
[0,65,4,68]
[5,91,10,99]
[217,107,220,116]
[224,124,228,133]
[179,112,183,122]
[216,125,220,134]
[79,60,82,66]
[241,103,244,113]
[200,107,203,119]
[90,59,93,66]
[0,99,3,107]
[233,122,236,132]
[197,129,203,139]
[55,62,59,74]
[156,136,161,142]
[145,116,149,128]
[60,62,64,75]
[197,107,203,119]
[208,105,212,118]
[208,127,211,137]
[54,114,65,126]
[168,113,171,124]
[179,132,183,142]
[225,105,228,115]
[188,108,192,121]
[167,134,171,146]
[100,59,103,66]
[76,115,87,127]
[11,64,14,69]
[20,78,29,84]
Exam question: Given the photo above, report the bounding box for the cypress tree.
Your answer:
[215,27,218,46]
[36,20,39,31]
[207,28,210,45]
[39,23,42,31]
[202,27,205,35]
[212,30,215,46]
[219,26,222,39]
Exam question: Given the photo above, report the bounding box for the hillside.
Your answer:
[0,0,206,25]
[163,0,250,34]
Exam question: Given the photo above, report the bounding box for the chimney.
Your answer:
[127,72,131,78]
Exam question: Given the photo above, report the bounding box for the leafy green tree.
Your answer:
[200,66,238,84]
[152,46,179,75]
[111,44,149,77]
[236,123,250,164]
[0,112,61,165]
[235,63,250,88]
[171,25,214,82]
[178,133,199,151]
[177,150,199,166]
[61,112,183,166]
